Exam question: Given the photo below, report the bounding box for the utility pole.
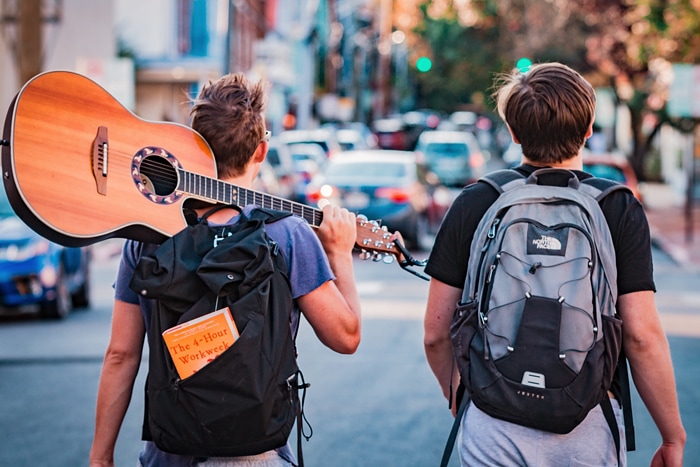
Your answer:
[374,0,392,117]
[0,0,62,85]
[18,0,42,84]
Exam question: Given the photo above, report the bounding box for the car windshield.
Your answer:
[424,142,470,158]
[325,161,407,179]
[583,164,626,183]
[0,184,15,218]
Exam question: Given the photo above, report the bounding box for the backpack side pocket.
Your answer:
[450,300,479,384]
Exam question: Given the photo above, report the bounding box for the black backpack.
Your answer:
[441,169,635,466]
[129,205,308,459]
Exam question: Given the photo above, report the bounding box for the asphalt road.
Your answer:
[0,243,697,466]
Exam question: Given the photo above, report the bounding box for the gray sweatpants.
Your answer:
[458,402,626,467]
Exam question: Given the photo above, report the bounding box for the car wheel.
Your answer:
[40,264,71,319]
[71,279,90,309]
[71,253,91,309]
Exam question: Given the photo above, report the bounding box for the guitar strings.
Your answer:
[104,147,323,227]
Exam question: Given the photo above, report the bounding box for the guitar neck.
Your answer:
[178,169,323,227]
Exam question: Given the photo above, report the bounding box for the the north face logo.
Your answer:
[532,235,561,251]
[526,224,568,256]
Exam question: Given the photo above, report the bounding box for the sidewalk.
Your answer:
[640,182,700,272]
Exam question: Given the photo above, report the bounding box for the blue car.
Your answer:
[0,184,90,319]
[305,150,450,251]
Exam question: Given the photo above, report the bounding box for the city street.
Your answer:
[0,242,698,466]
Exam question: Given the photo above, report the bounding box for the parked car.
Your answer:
[261,137,296,200]
[0,184,90,318]
[304,150,448,251]
[278,129,342,159]
[414,130,486,187]
[322,122,378,150]
[286,143,328,203]
[336,128,372,151]
[372,117,409,150]
[582,151,643,202]
[448,111,478,132]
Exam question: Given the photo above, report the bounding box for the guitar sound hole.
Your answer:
[140,155,178,196]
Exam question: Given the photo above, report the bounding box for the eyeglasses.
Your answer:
[262,130,271,142]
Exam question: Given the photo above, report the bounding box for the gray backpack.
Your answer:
[444,168,634,464]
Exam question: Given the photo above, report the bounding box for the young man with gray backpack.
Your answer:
[424,62,685,466]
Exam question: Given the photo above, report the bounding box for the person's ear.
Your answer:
[252,141,268,163]
[585,121,594,138]
[507,125,520,144]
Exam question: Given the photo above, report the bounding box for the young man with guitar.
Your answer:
[89,73,363,467]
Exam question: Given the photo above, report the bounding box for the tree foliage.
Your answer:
[411,2,508,112]
[410,0,700,179]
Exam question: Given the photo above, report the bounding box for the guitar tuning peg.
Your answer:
[371,252,382,262]
[382,255,395,265]
[381,225,388,231]
[359,250,371,261]
[357,214,368,226]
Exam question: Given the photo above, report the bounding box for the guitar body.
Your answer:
[1,71,408,269]
[2,70,217,246]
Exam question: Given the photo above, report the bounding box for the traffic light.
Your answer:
[516,57,532,73]
[416,56,432,73]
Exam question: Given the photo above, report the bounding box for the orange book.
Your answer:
[162,307,240,379]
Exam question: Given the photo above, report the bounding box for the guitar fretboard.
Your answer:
[178,170,323,227]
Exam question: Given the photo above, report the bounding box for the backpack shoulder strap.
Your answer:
[579,177,633,202]
[483,169,633,202]
[479,169,526,194]
[198,203,242,223]
[247,207,294,225]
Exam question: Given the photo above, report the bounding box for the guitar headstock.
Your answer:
[354,215,402,264]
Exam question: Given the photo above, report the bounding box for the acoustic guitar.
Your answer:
[1,71,402,263]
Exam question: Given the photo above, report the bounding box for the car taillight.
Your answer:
[305,189,321,204]
[375,187,410,203]
[306,184,336,205]
[469,152,484,168]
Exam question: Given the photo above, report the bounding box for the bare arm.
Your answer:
[297,204,361,354]
[617,291,686,466]
[89,299,145,467]
[424,278,462,407]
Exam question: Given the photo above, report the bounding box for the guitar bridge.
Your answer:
[92,126,108,195]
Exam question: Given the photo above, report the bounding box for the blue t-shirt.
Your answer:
[113,205,335,466]
[115,205,335,332]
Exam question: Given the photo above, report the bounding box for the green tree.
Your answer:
[411,2,508,112]
[409,0,700,179]
[569,0,700,179]
[411,0,594,111]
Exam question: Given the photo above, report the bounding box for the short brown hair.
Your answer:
[190,73,267,178]
[494,62,596,164]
